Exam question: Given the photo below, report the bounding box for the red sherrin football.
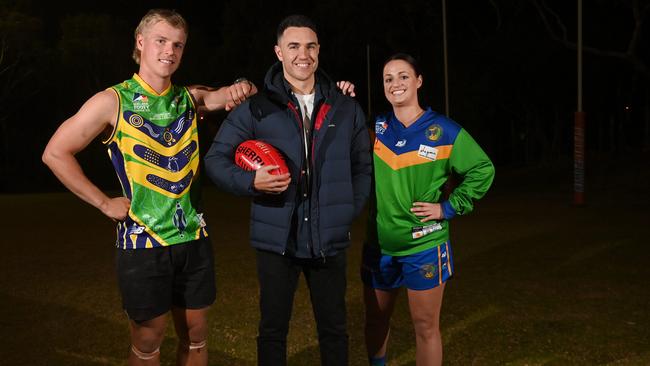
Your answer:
[235,140,289,175]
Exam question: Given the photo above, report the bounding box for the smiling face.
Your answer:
[383,59,423,108]
[274,26,320,91]
[136,20,187,81]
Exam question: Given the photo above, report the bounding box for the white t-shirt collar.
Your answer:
[293,92,315,118]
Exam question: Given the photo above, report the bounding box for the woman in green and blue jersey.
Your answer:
[362,53,495,366]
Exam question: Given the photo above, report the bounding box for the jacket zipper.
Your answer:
[288,102,314,255]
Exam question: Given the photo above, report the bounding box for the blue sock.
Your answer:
[369,355,386,366]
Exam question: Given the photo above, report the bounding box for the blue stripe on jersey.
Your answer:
[108,142,132,199]
[376,108,462,155]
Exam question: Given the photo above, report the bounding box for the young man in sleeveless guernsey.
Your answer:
[42,9,257,366]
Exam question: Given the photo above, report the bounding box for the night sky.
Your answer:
[1,0,648,192]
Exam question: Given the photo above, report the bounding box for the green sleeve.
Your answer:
[443,129,495,218]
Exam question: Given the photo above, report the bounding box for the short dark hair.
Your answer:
[383,53,423,77]
[276,14,318,42]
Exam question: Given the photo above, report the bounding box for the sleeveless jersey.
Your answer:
[372,108,494,256]
[104,74,207,249]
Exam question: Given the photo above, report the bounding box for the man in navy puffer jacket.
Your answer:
[204,14,371,366]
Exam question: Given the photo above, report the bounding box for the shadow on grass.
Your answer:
[0,290,262,366]
[0,291,125,366]
[2,159,650,365]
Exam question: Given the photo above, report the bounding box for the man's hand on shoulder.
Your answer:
[226,78,258,111]
[336,81,356,97]
[189,79,257,113]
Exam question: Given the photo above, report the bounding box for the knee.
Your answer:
[316,318,347,338]
[131,329,165,353]
[188,321,208,342]
[179,338,208,352]
[177,321,208,345]
[131,344,160,360]
[258,316,291,340]
[259,312,291,337]
[131,331,163,360]
[365,311,390,327]
[258,323,290,339]
[412,318,440,341]
[177,323,208,352]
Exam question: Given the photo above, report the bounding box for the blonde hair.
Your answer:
[132,9,188,64]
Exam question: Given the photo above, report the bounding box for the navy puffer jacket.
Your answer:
[204,63,372,256]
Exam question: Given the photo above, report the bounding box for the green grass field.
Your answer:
[1,163,649,365]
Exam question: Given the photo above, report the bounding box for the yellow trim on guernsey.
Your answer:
[129,234,138,249]
[126,211,171,248]
[132,73,172,96]
[102,88,121,145]
[374,139,452,170]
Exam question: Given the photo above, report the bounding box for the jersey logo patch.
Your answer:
[133,93,150,112]
[426,124,443,141]
[411,222,443,239]
[418,144,439,161]
[127,224,146,235]
[419,264,436,279]
[395,139,407,147]
[375,119,388,135]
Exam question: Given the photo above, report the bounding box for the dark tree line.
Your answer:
[0,0,647,192]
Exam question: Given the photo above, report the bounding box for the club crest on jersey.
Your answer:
[133,93,150,112]
[426,124,443,141]
[419,264,436,279]
[395,139,407,147]
[418,144,439,161]
[375,119,388,135]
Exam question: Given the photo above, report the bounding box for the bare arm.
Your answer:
[188,79,258,112]
[42,90,130,221]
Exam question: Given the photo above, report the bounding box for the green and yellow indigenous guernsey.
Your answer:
[373,108,494,256]
[104,74,207,249]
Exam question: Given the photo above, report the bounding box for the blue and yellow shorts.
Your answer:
[361,242,454,290]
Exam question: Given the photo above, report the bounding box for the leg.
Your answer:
[406,283,445,366]
[304,252,349,366]
[128,313,168,366]
[360,243,401,365]
[116,247,173,366]
[256,250,300,366]
[172,307,209,366]
[363,286,399,365]
[170,237,216,366]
